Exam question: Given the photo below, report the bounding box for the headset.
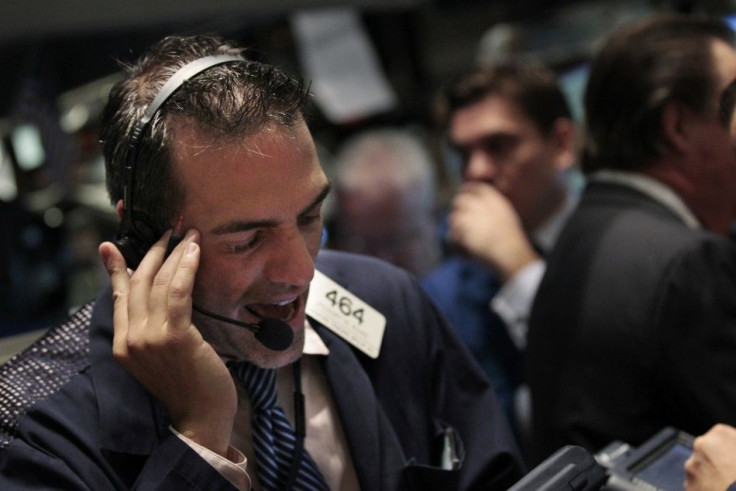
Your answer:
[113,54,245,269]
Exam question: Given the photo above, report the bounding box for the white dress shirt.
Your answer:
[175,321,360,490]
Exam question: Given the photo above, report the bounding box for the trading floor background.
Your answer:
[1,0,734,360]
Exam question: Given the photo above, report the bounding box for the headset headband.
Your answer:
[122,53,245,215]
[140,54,245,127]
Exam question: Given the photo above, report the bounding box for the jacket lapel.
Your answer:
[312,321,406,490]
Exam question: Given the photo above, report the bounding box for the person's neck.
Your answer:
[644,162,731,236]
[523,185,567,233]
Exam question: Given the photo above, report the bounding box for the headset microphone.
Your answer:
[192,304,295,352]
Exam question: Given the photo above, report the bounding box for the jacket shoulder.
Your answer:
[0,301,93,448]
[316,250,417,296]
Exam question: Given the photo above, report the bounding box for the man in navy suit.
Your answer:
[0,34,523,490]
[527,13,736,464]
[421,60,578,437]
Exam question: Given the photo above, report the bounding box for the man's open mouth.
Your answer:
[245,298,299,323]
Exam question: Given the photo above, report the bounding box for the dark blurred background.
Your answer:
[0,0,733,343]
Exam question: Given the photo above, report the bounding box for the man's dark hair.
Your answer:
[442,60,572,135]
[99,34,310,232]
[582,13,734,174]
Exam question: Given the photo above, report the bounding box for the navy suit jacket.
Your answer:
[0,250,523,490]
[421,257,523,420]
[528,182,736,463]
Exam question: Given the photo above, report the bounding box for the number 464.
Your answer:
[325,290,364,324]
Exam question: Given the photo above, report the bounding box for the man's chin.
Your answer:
[195,304,306,367]
[249,332,305,369]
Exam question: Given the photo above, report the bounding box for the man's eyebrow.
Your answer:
[209,182,332,236]
[451,130,517,148]
[209,218,277,236]
[299,182,332,217]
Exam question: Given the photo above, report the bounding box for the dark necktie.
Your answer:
[229,362,329,491]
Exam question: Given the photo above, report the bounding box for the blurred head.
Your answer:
[99,34,328,368]
[443,61,576,230]
[583,13,736,234]
[332,129,440,276]
[583,14,735,173]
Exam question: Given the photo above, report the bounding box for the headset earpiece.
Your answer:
[112,54,245,270]
[114,210,159,269]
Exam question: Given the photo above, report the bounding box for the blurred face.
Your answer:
[449,94,572,229]
[170,121,329,368]
[688,40,736,229]
[334,187,437,276]
[713,41,736,222]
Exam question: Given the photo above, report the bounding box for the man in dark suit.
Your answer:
[683,80,736,491]
[0,34,523,489]
[527,13,736,464]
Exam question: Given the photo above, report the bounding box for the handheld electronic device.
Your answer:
[509,445,608,491]
[511,427,694,491]
[596,427,693,491]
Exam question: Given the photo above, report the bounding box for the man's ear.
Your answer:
[548,117,577,171]
[115,200,124,220]
[661,100,694,154]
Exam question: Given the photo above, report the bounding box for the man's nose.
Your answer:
[263,228,315,288]
[463,149,497,182]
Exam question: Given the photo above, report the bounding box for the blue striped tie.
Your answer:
[230,362,329,491]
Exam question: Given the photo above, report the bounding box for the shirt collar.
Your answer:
[531,189,579,253]
[589,170,701,230]
[304,319,330,356]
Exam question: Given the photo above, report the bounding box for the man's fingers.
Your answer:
[166,235,201,333]
[101,228,202,360]
[99,242,132,358]
[129,230,173,332]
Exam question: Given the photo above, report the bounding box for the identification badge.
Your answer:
[306,270,386,358]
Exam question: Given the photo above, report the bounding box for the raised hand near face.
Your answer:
[98,229,237,457]
[448,182,539,282]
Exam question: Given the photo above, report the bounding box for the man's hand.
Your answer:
[98,229,237,457]
[448,182,539,282]
[685,424,736,491]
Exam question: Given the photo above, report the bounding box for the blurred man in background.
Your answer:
[330,128,441,278]
[421,60,578,441]
[682,76,736,491]
[527,13,736,464]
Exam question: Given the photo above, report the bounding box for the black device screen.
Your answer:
[630,440,691,490]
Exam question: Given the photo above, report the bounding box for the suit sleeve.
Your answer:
[655,239,736,435]
[0,431,238,491]
[132,434,240,490]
